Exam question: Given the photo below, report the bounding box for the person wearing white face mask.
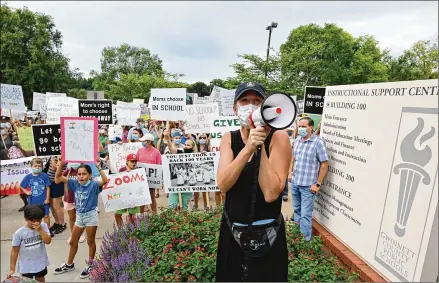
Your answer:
[216,82,292,282]
[289,116,328,241]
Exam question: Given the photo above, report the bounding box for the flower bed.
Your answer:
[91,208,358,282]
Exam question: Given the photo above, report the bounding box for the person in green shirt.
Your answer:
[98,128,108,158]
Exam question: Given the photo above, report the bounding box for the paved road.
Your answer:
[1,184,293,282]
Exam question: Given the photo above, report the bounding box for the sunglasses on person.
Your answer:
[199,136,207,140]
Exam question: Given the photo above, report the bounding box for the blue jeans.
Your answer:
[291,183,315,241]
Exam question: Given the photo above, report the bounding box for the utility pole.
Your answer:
[265,22,278,78]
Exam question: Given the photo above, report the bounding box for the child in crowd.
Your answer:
[20,158,52,236]
[53,159,108,279]
[7,205,52,282]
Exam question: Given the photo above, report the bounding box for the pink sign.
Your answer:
[60,117,98,163]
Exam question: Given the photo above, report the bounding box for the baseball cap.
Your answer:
[139,133,154,142]
[126,153,137,161]
[234,82,266,102]
[111,137,122,143]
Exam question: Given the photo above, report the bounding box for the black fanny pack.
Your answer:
[224,210,283,258]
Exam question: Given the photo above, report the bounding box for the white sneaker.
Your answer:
[79,233,86,243]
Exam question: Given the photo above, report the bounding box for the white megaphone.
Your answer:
[249,92,297,130]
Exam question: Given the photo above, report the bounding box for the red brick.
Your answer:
[369,274,386,282]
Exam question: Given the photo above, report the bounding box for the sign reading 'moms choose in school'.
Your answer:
[316,80,438,282]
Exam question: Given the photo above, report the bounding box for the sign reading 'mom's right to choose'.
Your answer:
[316,79,438,282]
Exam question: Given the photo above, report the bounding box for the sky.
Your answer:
[5,1,439,84]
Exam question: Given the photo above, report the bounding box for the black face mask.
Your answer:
[184,148,193,153]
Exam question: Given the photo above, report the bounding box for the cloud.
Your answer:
[5,1,438,84]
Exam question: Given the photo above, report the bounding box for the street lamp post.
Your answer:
[265,22,278,78]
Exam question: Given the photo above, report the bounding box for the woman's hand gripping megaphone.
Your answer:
[244,107,270,153]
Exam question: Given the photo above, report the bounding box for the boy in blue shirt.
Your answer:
[20,158,52,236]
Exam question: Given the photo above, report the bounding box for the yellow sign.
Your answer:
[16,127,34,151]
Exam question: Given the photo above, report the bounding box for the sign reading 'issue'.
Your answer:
[316,79,438,282]
[32,124,61,156]
[149,88,186,121]
[78,100,113,124]
[61,117,98,163]
[303,86,326,115]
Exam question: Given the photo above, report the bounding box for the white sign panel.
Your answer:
[46,96,79,124]
[32,92,46,111]
[162,152,220,193]
[137,163,163,189]
[149,88,186,121]
[108,125,123,140]
[219,87,236,116]
[1,84,26,111]
[61,117,98,163]
[184,103,219,134]
[193,94,212,105]
[316,79,438,282]
[101,168,152,212]
[210,86,223,116]
[107,142,143,173]
[116,101,141,126]
[209,116,241,152]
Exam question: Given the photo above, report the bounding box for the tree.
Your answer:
[0,4,81,106]
[187,81,210,96]
[210,79,226,88]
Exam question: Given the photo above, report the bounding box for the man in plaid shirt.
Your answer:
[289,117,328,240]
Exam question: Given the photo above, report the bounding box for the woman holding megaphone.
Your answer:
[215,82,292,282]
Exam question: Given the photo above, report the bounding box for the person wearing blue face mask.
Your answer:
[290,116,328,241]
[127,118,149,142]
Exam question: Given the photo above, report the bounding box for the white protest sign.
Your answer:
[137,163,163,189]
[219,87,236,116]
[116,101,141,126]
[210,86,223,116]
[316,79,438,282]
[107,142,143,173]
[10,109,27,121]
[46,96,78,124]
[209,116,241,152]
[0,84,26,111]
[149,88,186,121]
[101,168,152,212]
[193,94,212,105]
[108,125,123,140]
[162,152,220,193]
[132,99,144,104]
[60,117,98,163]
[32,92,46,111]
[184,103,219,134]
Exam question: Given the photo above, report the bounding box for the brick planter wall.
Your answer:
[312,220,387,282]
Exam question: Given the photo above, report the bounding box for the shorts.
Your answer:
[22,267,48,279]
[115,206,141,215]
[63,201,75,211]
[75,209,99,228]
[50,183,64,198]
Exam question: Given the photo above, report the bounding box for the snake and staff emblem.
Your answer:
[393,117,435,237]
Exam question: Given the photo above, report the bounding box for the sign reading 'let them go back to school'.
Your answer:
[316,80,438,282]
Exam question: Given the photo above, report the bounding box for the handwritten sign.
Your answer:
[108,125,123,140]
[16,127,34,151]
[209,116,241,152]
[210,86,223,116]
[184,103,219,134]
[61,117,98,163]
[115,101,141,126]
[149,88,186,121]
[107,142,143,173]
[46,96,78,124]
[219,88,236,116]
[32,92,46,111]
[101,168,152,212]
[32,124,61,156]
[193,94,212,104]
[78,100,113,124]
[137,163,163,189]
[1,84,26,111]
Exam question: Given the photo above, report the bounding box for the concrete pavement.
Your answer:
[1,184,293,282]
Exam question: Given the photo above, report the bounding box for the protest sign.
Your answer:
[115,101,141,126]
[78,100,113,124]
[162,152,220,193]
[60,117,98,163]
[219,88,235,116]
[101,168,152,212]
[16,127,34,151]
[186,93,195,105]
[32,92,46,111]
[87,91,105,100]
[1,84,26,111]
[46,96,79,124]
[132,99,144,104]
[1,157,50,196]
[26,111,39,118]
[317,79,438,282]
[137,163,163,189]
[303,86,326,115]
[210,86,223,115]
[209,116,241,152]
[10,109,27,121]
[193,94,212,104]
[108,125,123,140]
[149,88,186,121]
[184,103,219,134]
[296,100,304,115]
[107,142,143,173]
[32,124,61,156]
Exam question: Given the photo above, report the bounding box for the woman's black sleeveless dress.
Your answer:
[215,130,288,282]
